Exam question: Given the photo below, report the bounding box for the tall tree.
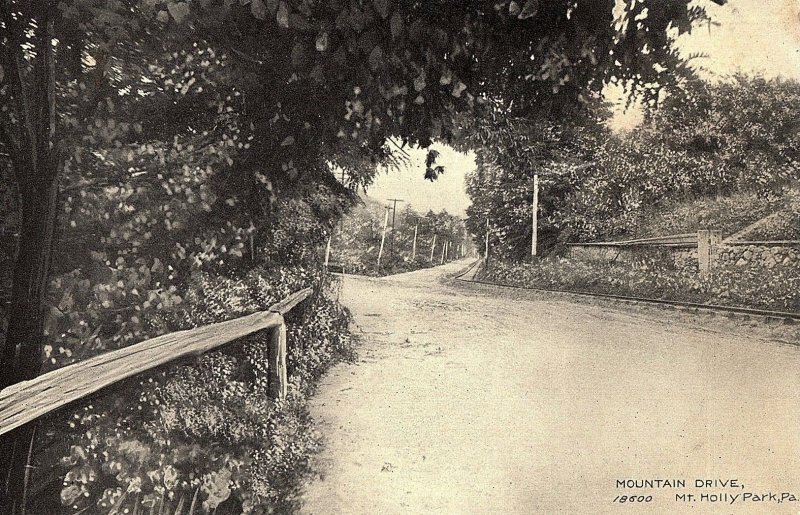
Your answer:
[1,4,63,509]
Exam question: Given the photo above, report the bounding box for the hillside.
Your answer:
[611,192,787,241]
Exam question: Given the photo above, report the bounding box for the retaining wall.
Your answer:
[567,233,800,273]
[716,244,800,269]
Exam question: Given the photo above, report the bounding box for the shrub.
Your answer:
[38,269,353,515]
[480,253,800,314]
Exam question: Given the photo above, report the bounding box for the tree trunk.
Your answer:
[0,168,60,515]
[1,177,59,388]
[0,5,59,511]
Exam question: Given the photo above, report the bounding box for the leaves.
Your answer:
[315,32,329,51]
[390,12,403,39]
[250,0,267,20]
[166,1,190,24]
[368,45,383,70]
[439,68,452,86]
[518,0,539,19]
[61,485,83,506]
[451,81,467,98]
[373,0,389,19]
[276,1,289,28]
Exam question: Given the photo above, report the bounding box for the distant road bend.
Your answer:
[300,260,800,514]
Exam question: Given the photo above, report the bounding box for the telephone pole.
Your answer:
[484,218,490,264]
[324,233,332,268]
[531,174,539,257]
[377,206,390,271]
[411,223,418,260]
[387,198,404,261]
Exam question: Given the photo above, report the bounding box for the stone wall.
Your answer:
[567,236,800,273]
[716,244,800,270]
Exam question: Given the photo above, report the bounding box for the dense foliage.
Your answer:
[554,76,800,241]
[20,174,355,514]
[47,271,353,514]
[463,111,606,259]
[465,74,800,256]
[480,253,800,314]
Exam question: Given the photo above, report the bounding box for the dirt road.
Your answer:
[299,260,800,514]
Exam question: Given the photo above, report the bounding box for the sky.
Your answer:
[365,144,476,217]
[366,0,800,214]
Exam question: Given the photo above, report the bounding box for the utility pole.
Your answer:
[387,198,404,261]
[531,173,539,257]
[324,233,332,268]
[377,206,390,271]
[484,218,490,264]
[430,233,437,263]
[411,223,418,260]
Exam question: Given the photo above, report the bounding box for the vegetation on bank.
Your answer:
[20,189,357,514]
[465,74,800,317]
[50,272,354,515]
[479,256,800,314]
[466,75,800,257]
[611,192,785,241]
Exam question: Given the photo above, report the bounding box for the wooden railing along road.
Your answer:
[565,232,698,248]
[0,287,313,437]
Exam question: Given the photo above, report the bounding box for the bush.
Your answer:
[615,192,784,240]
[480,253,800,313]
[33,268,353,515]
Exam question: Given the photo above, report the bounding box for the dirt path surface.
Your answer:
[299,260,800,514]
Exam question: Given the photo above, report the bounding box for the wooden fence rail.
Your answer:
[566,232,698,247]
[0,287,313,437]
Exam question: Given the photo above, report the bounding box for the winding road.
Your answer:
[299,260,800,514]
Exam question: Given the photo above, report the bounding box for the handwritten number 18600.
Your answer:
[613,495,653,503]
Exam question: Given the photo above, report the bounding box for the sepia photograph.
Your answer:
[1,0,800,513]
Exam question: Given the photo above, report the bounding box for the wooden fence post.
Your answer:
[268,316,288,400]
[698,230,721,277]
